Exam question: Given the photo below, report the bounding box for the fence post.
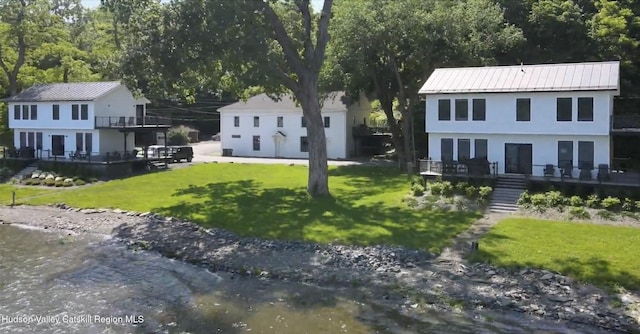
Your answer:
[11,191,15,207]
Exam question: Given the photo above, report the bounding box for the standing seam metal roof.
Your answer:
[419,61,620,94]
[3,81,123,102]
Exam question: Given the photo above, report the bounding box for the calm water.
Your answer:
[0,225,609,334]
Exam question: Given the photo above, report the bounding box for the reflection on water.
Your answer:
[0,225,608,334]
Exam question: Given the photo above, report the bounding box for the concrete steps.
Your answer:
[9,162,39,183]
[489,175,526,213]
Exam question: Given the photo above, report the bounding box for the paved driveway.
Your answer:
[188,140,385,166]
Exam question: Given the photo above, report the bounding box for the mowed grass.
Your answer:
[470,217,640,291]
[3,163,481,253]
[0,184,60,204]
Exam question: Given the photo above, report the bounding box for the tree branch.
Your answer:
[312,0,333,72]
[259,1,306,76]
[296,0,315,65]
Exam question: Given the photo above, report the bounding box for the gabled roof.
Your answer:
[419,61,620,94]
[218,92,350,112]
[4,81,124,102]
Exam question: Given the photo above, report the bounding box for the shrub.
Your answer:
[530,194,547,210]
[465,185,478,199]
[636,200,640,211]
[622,198,635,212]
[411,182,425,197]
[477,186,493,202]
[441,181,454,198]
[74,179,86,186]
[63,182,73,187]
[167,125,193,145]
[586,194,600,209]
[428,181,443,196]
[517,191,531,209]
[601,196,621,211]
[545,191,566,207]
[569,195,583,207]
[455,182,469,195]
[454,198,467,211]
[54,180,64,187]
[44,179,55,187]
[568,206,590,220]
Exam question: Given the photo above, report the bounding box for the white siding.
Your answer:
[425,91,614,136]
[13,129,99,158]
[428,133,610,177]
[8,101,96,130]
[99,129,132,153]
[94,85,140,118]
[220,111,348,159]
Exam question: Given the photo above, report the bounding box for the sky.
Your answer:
[81,0,325,10]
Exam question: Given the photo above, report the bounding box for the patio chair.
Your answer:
[543,164,555,177]
[579,162,593,180]
[598,164,610,182]
[561,164,573,178]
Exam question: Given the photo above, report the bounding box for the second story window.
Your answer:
[455,99,468,121]
[277,116,283,127]
[22,105,28,120]
[301,116,306,127]
[557,97,572,121]
[516,98,530,121]
[30,105,37,120]
[72,105,79,120]
[578,97,593,121]
[438,99,450,120]
[253,116,259,127]
[324,116,330,128]
[234,116,240,127]
[80,104,88,120]
[472,99,485,121]
[13,105,20,120]
[53,105,60,120]
[300,136,308,152]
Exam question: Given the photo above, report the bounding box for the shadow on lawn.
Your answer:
[152,179,480,252]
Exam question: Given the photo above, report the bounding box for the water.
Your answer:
[0,225,609,334]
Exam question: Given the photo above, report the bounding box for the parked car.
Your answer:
[211,133,221,141]
[169,146,194,163]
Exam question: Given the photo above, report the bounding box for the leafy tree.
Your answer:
[327,0,523,170]
[119,0,335,197]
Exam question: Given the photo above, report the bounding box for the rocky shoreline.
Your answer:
[0,204,639,333]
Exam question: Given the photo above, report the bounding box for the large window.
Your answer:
[80,104,88,120]
[53,105,60,120]
[300,136,309,152]
[438,99,451,121]
[557,98,572,121]
[458,139,470,161]
[13,105,20,120]
[578,97,593,121]
[301,116,307,127]
[85,133,93,153]
[253,135,261,151]
[36,132,43,150]
[441,138,454,161]
[253,116,259,127]
[516,98,530,121]
[19,132,26,148]
[76,133,84,151]
[558,141,573,168]
[474,139,488,159]
[22,105,28,119]
[455,99,468,121]
[233,116,239,127]
[30,105,37,120]
[277,116,283,127]
[472,99,485,121]
[324,116,330,128]
[578,141,594,169]
[72,105,79,120]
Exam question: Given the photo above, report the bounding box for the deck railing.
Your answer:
[94,116,172,128]
[0,148,166,164]
[419,159,498,178]
[611,115,640,131]
[529,162,640,185]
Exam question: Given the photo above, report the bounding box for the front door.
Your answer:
[505,143,532,174]
[51,135,65,156]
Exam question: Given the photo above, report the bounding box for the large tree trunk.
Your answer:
[297,79,330,197]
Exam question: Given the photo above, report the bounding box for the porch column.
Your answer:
[123,132,129,154]
[163,128,168,168]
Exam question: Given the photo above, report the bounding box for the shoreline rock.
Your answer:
[1,203,638,333]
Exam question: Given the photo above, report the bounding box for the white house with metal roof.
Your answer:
[4,81,159,159]
[218,92,372,159]
[420,61,620,178]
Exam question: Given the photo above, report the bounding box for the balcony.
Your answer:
[95,116,172,129]
[611,115,640,133]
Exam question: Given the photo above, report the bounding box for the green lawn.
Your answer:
[470,217,640,291]
[1,164,481,253]
[0,184,61,204]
